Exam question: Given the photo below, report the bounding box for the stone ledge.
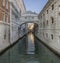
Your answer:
[0,21,10,26]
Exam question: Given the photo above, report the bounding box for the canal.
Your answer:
[0,32,60,63]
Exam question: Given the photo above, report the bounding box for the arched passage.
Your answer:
[18,21,39,37]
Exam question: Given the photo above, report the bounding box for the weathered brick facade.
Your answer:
[0,0,10,23]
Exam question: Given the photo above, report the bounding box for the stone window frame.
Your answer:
[32,16,34,19]
[52,4,54,10]
[2,0,5,6]
[2,12,5,22]
[51,34,53,40]
[6,14,8,23]
[51,17,54,24]
[59,5,60,7]
[47,20,48,25]
[58,5,60,15]
[4,29,6,39]
[43,21,45,27]
[47,10,48,14]
[58,12,60,16]
[25,17,27,19]
[5,14,7,22]
[6,0,8,9]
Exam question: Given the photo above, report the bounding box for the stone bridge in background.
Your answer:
[19,11,40,29]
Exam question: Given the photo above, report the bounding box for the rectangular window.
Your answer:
[32,17,34,19]
[5,14,7,22]
[47,20,48,25]
[58,12,60,16]
[51,17,54,24]
[2,13,5,22]
[47,10,48,14]
[59,5,60,11]
[59,5,60,7]
[41,16,42,18]
[6,15,8,23]
[25,17,27,19]
[4,28,6,39]
[2,0,5,6]
[51,34,53,40]
[6,0,8,9]
[52,4,54,10]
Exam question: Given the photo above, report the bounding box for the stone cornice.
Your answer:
[0,21,10,26]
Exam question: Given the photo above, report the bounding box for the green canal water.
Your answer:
[0,33,60,63]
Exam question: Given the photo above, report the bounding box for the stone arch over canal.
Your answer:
[18,21,39,37]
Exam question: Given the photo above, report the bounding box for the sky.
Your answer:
[24,0,48,13]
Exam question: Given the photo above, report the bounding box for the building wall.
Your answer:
[10,0,25,44]
[38,0,60,53]
[0,0,10,51]
[17,0,26,14]
[0,0,10,22]
[0,0,26,52]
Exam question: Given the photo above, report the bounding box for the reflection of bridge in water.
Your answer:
[27,32,35,54]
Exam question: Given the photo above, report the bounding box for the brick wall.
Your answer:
[0,0,10,23]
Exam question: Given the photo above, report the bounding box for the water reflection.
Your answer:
[29,32,34,43]
[0,33,40,63]
[27,32,35,54]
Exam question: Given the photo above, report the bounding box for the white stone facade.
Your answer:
[0,22,10,51]
[10,0,21,44]
[38,0,60,53]
[20,11,39,24]
[17,0,26,14]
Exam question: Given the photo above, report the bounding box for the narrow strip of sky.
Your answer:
[24,0,48,13]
